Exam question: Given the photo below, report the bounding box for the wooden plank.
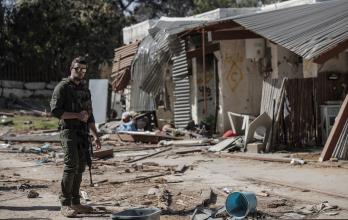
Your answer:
[93,148,113,159]
[212,30,261,41]
[175,148,203,154]
[208,137,238,152]
[319,95,348,161]
[109,172,170,184]
[220,152,298,163]
[187,43,220,59]
[116,132,181,144]
[126,147,172,163]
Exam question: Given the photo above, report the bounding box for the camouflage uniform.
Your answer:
[50,78,94,206]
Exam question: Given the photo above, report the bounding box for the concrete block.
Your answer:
[2,88,33,98]
[33,89,53,97]
[24,82,46,90]
[247,142,264,153]
[46,81,59,90]
[1,80,24,89]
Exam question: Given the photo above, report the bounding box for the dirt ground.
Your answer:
[1,130,348,219]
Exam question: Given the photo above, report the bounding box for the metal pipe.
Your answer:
[202,28,207,115]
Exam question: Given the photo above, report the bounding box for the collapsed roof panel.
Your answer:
[112,41,140,91]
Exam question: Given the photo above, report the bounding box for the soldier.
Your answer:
[50,56,101,217]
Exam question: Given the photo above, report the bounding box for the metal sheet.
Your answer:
[89,79,108,124]
[172,40,191,128]
[233,0,348,60]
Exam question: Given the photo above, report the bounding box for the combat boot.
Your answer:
[61,206,77,217]
[71,204,93,213]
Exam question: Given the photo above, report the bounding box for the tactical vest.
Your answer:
[59,79,93,130]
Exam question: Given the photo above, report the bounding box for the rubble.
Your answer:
[93,148,114,159]
[27,190,39,198]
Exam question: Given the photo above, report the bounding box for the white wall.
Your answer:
[271,43,303,79]
[214,40,263,133]
[191,56,217,126]
[319,52,348,73]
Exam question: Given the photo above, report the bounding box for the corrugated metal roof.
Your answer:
[233,0,348,60]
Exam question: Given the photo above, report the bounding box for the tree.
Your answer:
[114,0,195,21]
[3,0,131,78]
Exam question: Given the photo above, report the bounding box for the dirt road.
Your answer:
[1,142,348,219]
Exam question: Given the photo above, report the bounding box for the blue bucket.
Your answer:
[225,192,257,219]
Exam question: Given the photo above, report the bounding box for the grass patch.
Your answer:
[1,115,59,132]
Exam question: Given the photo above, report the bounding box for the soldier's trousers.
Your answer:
[59,129,87,206]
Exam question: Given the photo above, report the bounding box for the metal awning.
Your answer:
[178,0,348,63]
[233,0,348,63]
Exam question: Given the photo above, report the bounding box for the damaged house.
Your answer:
[111,0,348,157]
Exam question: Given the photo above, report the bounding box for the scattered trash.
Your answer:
[0,143,11,148]
[24,120,32,125]
[111,208,161,220]
[49,151,56,158]
[174,164,189,173]
[297,201,340,216]
[201,190,217,207]
[0,118,14,126]
[157,189,172,210]
[18,183,31,191]
[176,199,186,206]
[27,190,39,198]
[81,190,90,201]
[325,212,339,216]
[290,158,305,165]
[37,157,49,164]
[93,148,114,159]
[40,143,50,153]
[281,212,306,219]
[208,136,243,152]
[158,139,210,147]
[28,143,51,154]
[147,186,160,195]
[56,152,64,159]
[267,199,287,208]
[223,188,230,194]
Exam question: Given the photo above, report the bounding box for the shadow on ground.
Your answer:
[0,205,60,211]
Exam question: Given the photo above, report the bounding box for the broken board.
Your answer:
[117,131,181,144]
[245,112,272,149]
[320,95,348,161]
[1,133,60,142]
[208,137,238,152]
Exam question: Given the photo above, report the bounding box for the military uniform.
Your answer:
[50,78,94,206]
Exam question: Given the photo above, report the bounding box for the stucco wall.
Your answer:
[191,56,217,126]
[272,44,348,79]
[271,43,303,79]
[319,52,348,73]
[214,40,263,133]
